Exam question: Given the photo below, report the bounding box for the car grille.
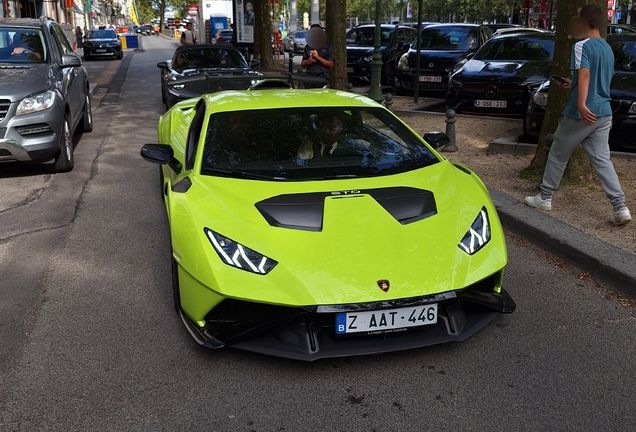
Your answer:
[0,127,6,139]
[14,123,54,137]
[0,99,10,121]
[460,84,525,100]
[403,81,447,91]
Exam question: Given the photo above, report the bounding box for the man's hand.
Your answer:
[578,104,597,125]
[557,77,572,89]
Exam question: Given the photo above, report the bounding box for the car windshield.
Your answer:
[87,30,117,39]
[346,28,393,47]
[0,28,46,63]
[201,107,439,181]
[475,37,553,61]
[172,47,248,71]
[611,40,636,72]
[419,26,479,50]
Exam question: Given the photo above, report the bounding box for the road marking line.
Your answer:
[94,60,121,86]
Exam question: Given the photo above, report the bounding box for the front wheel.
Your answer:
[53,114,74,173]
[80,92,93,133]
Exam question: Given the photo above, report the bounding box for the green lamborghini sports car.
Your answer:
[141,87,516,361]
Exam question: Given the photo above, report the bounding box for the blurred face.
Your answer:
[569,17,589,39]
[322,117,343,139]
[246,2,253,12]
[186,24,192,30]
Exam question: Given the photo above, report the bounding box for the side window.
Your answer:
[185,100,207,171]
[51,25,74,54]
[404,29,417,43]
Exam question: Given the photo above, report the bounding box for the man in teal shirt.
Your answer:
[524,5,631,226]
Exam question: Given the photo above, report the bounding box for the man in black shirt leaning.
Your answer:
[301,24,334,88]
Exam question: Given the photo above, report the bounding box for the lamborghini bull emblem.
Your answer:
[377,280,390,292]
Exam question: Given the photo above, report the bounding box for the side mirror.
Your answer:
[250,58,261,69]
[423,131,450,149]
[61,53,82,67]
[140,144,182,174]
[157,61,169,70]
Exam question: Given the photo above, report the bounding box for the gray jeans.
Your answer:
[540,115,625,211]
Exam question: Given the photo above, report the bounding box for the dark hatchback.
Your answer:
[446,31,554,117]
[395,23,493,95]
[157,43,261,109]
[524,34,636,150]
[345,24,418,84]
[83,28,123,60]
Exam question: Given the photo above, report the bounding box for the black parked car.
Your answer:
[446,31,554,117]
[83,28,123,60]
[0,17,92,172]
[524,34,636,151]
[395,23,493,95]
[157,43,261,109]
[345,24,418,84]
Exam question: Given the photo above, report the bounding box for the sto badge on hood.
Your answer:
[377,280,390,292]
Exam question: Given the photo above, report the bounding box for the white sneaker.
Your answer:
[613,207,632,226]
[524,194,552,211]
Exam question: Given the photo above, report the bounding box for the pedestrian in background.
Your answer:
[180,22,197,45]
[75,26,83,49]
[524,5,631,226]
[301,24,334,89]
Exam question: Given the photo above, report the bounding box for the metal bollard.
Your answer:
[347,82,354,92]
[288,53,294,74]
[384,93,393,112]
[442,109,458,152]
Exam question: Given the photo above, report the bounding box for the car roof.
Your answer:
[492,28,554,38]
[175,43,239,51]
[201,88,380,112]
[351,24,413,30]
[424,23,481,29]
[0,18,42,28]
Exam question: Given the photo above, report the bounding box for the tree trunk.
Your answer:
[526,0,607,184]
[255,0,274,69]
[326,0,347,90]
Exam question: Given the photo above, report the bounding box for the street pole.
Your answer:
[414,0,423,103]
[368,0,383,102]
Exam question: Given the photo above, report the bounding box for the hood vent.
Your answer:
[255,187,437,231]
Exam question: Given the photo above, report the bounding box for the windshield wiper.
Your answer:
[202,167,287,180]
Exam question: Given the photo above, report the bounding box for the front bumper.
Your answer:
[0,100,64,163]
[84,45,122,57]
[396,70,449,94]
[346,59,372,80]
[180,275,515,361]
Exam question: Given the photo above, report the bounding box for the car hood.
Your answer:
[611,72,636,100]
[172,162,507,307]
[346,46,385,58]
[455,59,551,85]
[408,49,468,70]
[85,38,119,43]
[0,64,52,101]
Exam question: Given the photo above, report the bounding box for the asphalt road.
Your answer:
[1,36,636,431]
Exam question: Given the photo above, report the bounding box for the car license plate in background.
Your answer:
[346,67,354,73]
[474,100,507,108]
[95,49,107,53]
[419,76,442,82]
[335,304,438,335]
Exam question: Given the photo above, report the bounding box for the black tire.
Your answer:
[171,255,181,312]
[54,114,74,173]
[383,63,396,88]
[161,82,166,104]
[117,52,123,60]
[80,91,93,133]
[294,43,298,53]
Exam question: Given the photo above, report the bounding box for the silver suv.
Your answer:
[0,17,92,172]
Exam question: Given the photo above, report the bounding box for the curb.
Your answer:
[489,187,636,296]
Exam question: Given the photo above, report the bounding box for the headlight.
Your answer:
[398,53,409,71]
[16,90,55,116]
[171,84,185,90]
[458,208,491,255]
[205,228,277,274]
[532,90,549,107]
[362,56,373,63]
[629,102,636,113]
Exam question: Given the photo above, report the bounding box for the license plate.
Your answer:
[474,100,507,108]
[95,49,107,53]
[335,304,438,335]
[346,67,354,73]
[419,75,442,82]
